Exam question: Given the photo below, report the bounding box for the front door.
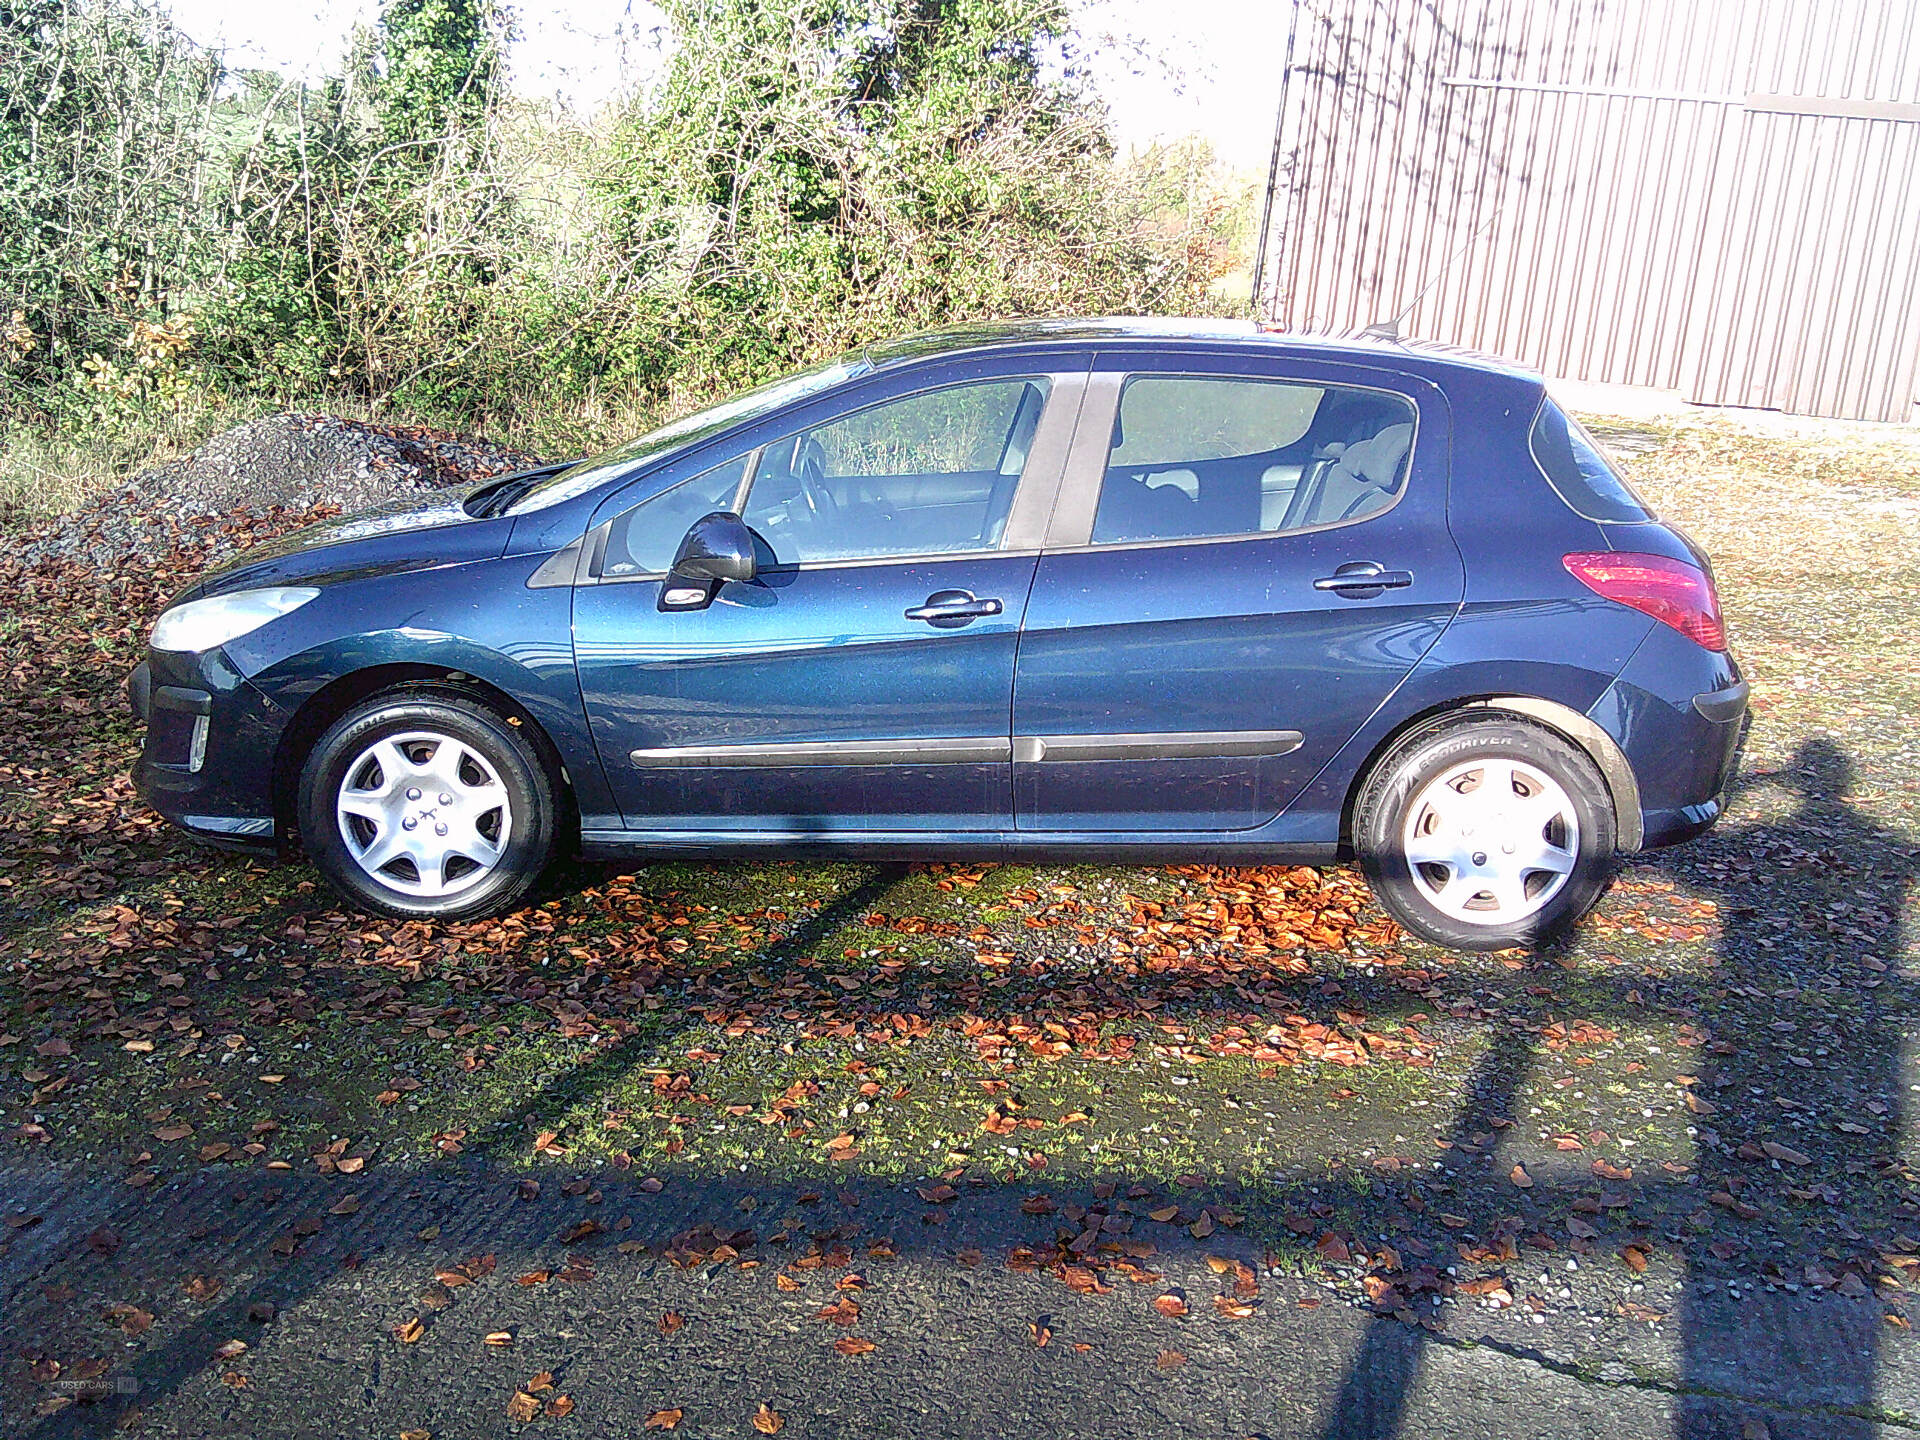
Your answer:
[1012,356,1464,832]
[574,369,1078,834]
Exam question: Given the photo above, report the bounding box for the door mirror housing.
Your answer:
[664,512,758,609]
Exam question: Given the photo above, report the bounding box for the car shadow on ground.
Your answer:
[5,741,1918,1437]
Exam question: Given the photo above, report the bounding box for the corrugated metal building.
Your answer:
[1252,0,1920,422]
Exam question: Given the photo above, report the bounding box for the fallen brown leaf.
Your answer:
[814,1296,859,1326]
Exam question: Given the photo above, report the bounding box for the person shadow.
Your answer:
[1315,736,1918,1438]
[1666,737,1917,1434]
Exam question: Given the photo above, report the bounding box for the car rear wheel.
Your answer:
[1354,713,1615,951]
[298,691,555,921]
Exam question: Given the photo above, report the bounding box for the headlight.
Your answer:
[150,587,320,654]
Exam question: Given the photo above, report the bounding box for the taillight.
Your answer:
[1562,551,1726,651]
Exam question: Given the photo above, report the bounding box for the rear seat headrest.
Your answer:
[1332,423,1414,489]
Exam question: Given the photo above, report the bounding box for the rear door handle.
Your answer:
[905,590,1003,626]
[1313,562,1413,595]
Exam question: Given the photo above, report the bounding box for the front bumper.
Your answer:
[128,648,287,849]
[1589,626,1748,850]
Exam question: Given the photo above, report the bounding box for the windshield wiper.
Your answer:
[464,463,574,519]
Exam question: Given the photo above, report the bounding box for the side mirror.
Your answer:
[662,511,758,610]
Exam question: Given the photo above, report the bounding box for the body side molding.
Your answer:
[1014,729,1304,763]
[630,729,1306,769]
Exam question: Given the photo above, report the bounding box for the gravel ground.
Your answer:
[15,413,548,573]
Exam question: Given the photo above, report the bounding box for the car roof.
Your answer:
[861,317,1547,391]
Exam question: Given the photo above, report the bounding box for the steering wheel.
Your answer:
[793,439,838,523]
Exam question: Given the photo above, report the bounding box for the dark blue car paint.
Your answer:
[1011,350,1464,833]
[575,553,1042,832]
[129,323,1744,866]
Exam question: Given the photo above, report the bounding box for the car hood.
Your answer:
[181,486,516,601]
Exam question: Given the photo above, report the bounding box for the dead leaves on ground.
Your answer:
[814,1296,860,1326]
[507,1375,574,1423]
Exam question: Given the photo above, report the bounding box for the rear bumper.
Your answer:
[128,648,287,850]
[1589,628,1747,850]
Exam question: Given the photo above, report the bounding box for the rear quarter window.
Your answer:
[1528,400,1652,523]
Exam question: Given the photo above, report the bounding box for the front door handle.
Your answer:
[905,590,1003,627]
[1313,562,1413,596]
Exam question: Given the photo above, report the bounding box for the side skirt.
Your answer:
[577,829,1342,866]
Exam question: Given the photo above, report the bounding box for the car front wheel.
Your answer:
[298,690,556,921]
[1354,713,1616,951]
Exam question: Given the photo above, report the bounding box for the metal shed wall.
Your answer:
[1254,0,1920,422]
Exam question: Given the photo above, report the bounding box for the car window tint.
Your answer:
[742,378,1048,565]
[1091,376,1416,545]
[1529,400,1652,523]
[601,454,752,577]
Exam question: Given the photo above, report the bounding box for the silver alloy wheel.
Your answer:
[334,731,513,898]
[1400,756,1579,926]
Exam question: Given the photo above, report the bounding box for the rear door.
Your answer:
[1011,350,1463,832]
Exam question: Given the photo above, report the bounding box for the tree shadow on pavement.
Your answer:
[9,862,915,1438]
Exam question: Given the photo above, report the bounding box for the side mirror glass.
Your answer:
[663,511,758,609]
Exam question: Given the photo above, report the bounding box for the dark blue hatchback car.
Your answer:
[128,320,1746,950]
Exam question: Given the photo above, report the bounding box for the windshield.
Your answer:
[505,354,874,515]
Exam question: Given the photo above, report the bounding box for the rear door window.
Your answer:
[1089,375,1417,544]
[1529,400,1652,523]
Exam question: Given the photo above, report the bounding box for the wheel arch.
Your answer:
[1343,695,1643,854]
[271,664,577,852]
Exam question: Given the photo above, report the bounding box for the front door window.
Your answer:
[741,378,1049,564]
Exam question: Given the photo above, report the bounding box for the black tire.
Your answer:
[1353,712,1616,951]
[298,690,556,921]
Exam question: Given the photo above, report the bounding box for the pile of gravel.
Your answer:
[17,412,552,572]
